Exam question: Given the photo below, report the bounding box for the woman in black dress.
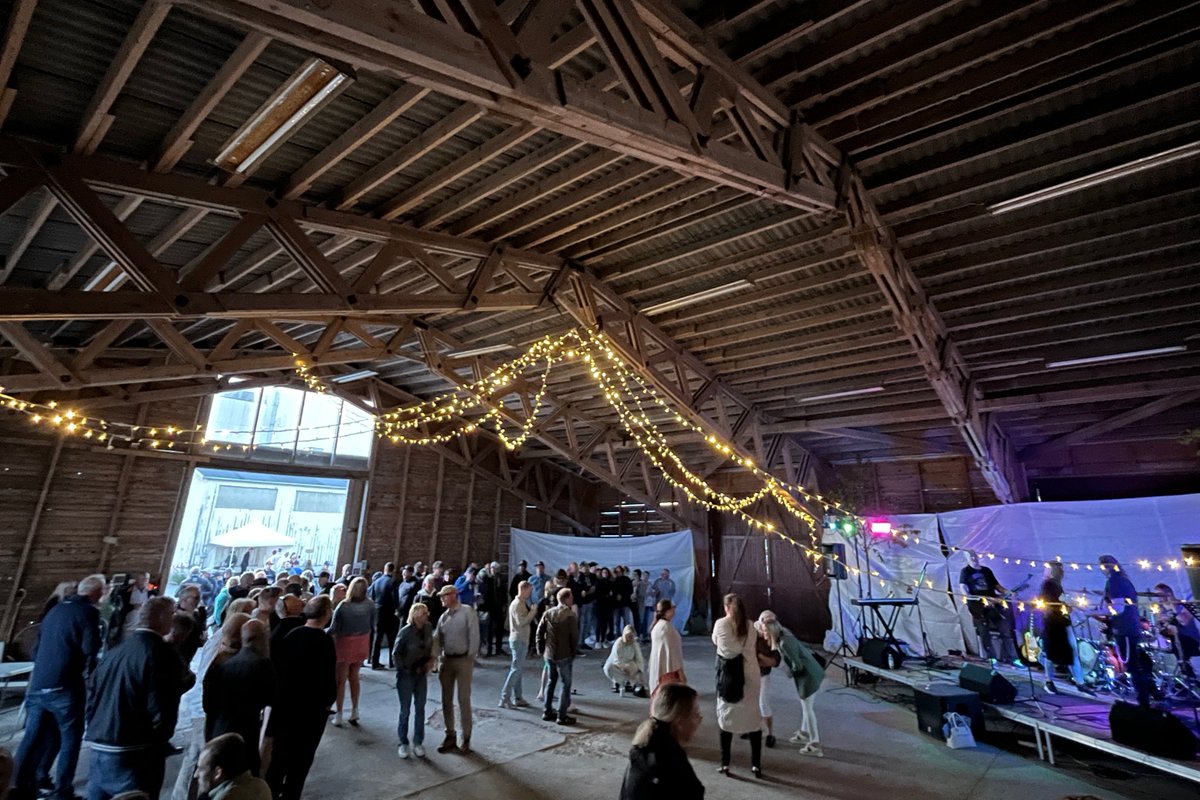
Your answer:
[1038,562,1088,693]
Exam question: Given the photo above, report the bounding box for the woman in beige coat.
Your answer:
[712,592,762,778]
[647,599,686,698]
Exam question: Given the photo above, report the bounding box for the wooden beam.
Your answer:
[74,0,171,154]
[1020,391,1200,461]
[180,0,837,212]
[0,321,76,386]
[0,185,55,284]
[0,0,37,128]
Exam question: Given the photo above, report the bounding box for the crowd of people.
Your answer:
[6,554,825,800]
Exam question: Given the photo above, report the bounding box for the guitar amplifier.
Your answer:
[914,683,984,739]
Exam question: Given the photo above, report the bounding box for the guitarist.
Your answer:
[1037,562,1089,694]
[958,551,1020,666]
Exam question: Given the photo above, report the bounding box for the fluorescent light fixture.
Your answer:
[988,141,1200,215]
[525,504,539,509]
[600,511,620,516]
[798,386,885,403]
[659,501,679,507]
[617,502,644,508]
[450,343,515,358]
[215,58,350,174]
[642,280,754,315]
[1046,346,1186,369]
[329,369,378,384]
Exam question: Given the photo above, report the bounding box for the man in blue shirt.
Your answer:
[455,567,478,607]
[13,574,105,800]
[1101,554,1151,707]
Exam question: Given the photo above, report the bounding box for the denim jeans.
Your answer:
[15,687,85,799]
[86,747,166,800]
[579,604,596,643]
[396,670,427,745]
[501,639,527,702]
[545,657,574,717]
[640,607,654,638]
[613,606,634,636]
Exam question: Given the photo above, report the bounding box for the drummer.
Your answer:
[1038,562,1088,694]
[1152,583,1200,666]
[1099,555,1152,707]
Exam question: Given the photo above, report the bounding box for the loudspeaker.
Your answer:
[821,543,847,580]
[914,683,984,739]
[860,638,904,669]
[1110,702,1198,760]
[958,664,1017,705]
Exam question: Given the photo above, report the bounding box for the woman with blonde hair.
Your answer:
[712,593,761,777]
[648,598,686,698]
[393,602,434,759]
[619,682,704,800]
[758,610,826,756]
[330,576,375,726]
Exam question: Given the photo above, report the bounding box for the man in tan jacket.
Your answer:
[536,588,579,725]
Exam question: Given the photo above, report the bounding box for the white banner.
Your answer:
[509,528,695,632]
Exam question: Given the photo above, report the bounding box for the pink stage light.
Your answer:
[869,520,892,536]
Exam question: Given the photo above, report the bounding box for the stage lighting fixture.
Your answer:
[869,520,892,536]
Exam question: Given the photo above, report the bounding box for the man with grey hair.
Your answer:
[12,574,105,800]
[433,584,480,753]
[85,596,188,800]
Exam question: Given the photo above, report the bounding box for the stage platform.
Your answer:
[840,654,1200,785]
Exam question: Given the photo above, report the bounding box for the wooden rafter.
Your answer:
[1020,391,1200,461]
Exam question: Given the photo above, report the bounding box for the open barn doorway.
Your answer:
[164,466,354,596]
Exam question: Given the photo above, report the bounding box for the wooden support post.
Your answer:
[392,446,411,566]
[1,432,63,641]
[491,484,502,560]
[428,454,444,563]
[461,470,476,565]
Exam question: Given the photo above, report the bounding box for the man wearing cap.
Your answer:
[509,560,531,600]
[480,562,507,658]
[433,584,479,753]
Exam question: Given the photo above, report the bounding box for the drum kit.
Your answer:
[1073,592,1200,705]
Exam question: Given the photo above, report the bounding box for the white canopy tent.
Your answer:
[210,521,295,549]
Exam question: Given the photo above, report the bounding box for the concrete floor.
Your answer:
[4,637,1198,799]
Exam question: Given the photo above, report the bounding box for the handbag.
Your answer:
[716,650,745,703]
[943,712,976,749]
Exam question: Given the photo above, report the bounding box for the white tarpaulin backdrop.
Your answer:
[825,494,1200,658]
[822,514,963,657]
[508,528,695,632]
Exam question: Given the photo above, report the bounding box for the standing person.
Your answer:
[758,611,826,757]
[12,575,104,800]
[712,593,762,778]
[203,619,275,775]
[453,567,478,608]
[479,562,507,658]
[194,733,271,800]
[509,560,531,599]
[264,596,336,800]
[85,597,187,800]
[613,566,636,638]
[213,577,238,627]
[1038,562,1087,694]
[330,577,375,726]
[648,599,686,697]
[1100,554,1152,707]
[640,572,657,644]
[414,575,444,628]
[175,584,208,665]
[650,569,676,607]
[594,567,615,646]
[393,603,434,760]
[619,683,705,800]
[605,625,647,697]
[500,581,537,709]
[575,563,597,649]
[172,613,251,800]
[752,613,782,748]
[527,563,549,655]
[369,563,400,670]
[337,564,354,587]
[432,584,480,753]
[630,569,648,640]
[395,565,420,631]
[958,551,1018,665]
[269,595,305,663]
[537,588,579,725]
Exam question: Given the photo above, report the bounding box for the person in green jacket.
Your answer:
[757,610,826,757]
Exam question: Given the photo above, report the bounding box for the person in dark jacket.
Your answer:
[84,596,187,800]
[368,562,400,669]
[396,565,420,626]
[264,595,336,800]
[509,560,531,600]
[269,595,306,667]
[392,602,434,759]
[536,588,579,725]
[620,683,705,800]
[413,575,444,628]
[479,562,507,657]
[203,619,275,775]
[12,575,104,800]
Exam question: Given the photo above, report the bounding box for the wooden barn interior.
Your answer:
[0,0,1198,798]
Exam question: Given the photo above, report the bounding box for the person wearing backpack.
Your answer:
[711,593,762,778]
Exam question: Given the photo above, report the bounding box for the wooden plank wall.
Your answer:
[833,457,995,514]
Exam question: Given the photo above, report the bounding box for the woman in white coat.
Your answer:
[647,599,686,698]
[712,592,762,778]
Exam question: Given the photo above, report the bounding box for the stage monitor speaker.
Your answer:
[1109,702,1198,760]
[821,543,847,580]
[958,664,1017,705]
[914,683,984,740]
[860,638,904,670]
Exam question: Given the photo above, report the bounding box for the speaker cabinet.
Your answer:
[1110,702,1198,760]
[958,664,1017,705]
[860,638,904,669]
[914,683,984,740]
[821,543,847,580]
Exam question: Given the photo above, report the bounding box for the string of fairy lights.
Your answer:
[1,326,1193,582]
